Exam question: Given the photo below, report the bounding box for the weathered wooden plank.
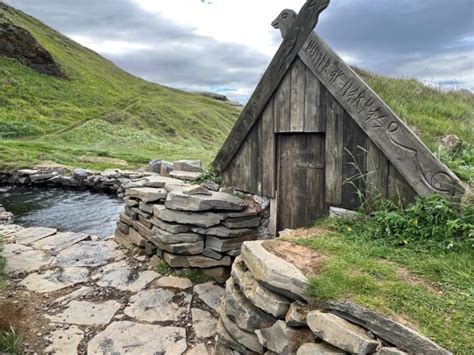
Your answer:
[249,121,260,194]
[325,89,344,206]
[272,11,464,198]
[290,58,306,132]
[305,134,327,224]
[342,112,367,210]
[274,71,291,133]
[277,135,293,230]
[388,163,417,207]
[292,136,308,227]
[366,140,389,201]
[214,0,330,171]
[304,65,322,132]
[262,98,276,197]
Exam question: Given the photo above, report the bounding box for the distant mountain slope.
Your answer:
[0,3,239,169]
[0,3,472,178]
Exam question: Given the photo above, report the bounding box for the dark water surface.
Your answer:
[0,186,124,238]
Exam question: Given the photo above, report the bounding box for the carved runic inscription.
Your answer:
[271,9,464,197]
[214,0,330,171]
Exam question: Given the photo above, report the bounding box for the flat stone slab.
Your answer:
[155,276,193,290]
[165,191,246,212]
[33,231,90,255]
[241,241,310,302]
[322,301,450,354]
[155,228,203,244]
[173,160,203,173]
[53,241,117,268]
[125,187,167,203]
[219,304,263,353]
[154,240,204,255]
[0,224,24,238]
[306,310,380,354]
[143,175,183,188]
[256,320,314,354]
[54,286,93,305]
[194,282,225,311]
[47,300,121,325]
[13,227,57,245]
[87,321,187,355]
[20,267,89,293]
[96,262,159,292]
[224,278,276,332]
[232,256,289,318]
[186,343,211,355]
[3,243,52,275]
[192,226,255,238]
[297,342,345,354]
[206,235,255,252]
[154,205,226,228]
[192,308,217,339]
[124,289,191,322]
[164,252,232,268]
[45,325,84,355]
[169,170,202,181]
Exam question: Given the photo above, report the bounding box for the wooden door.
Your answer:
[277,133,327,230]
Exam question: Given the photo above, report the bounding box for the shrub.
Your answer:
[192,166,222,185]
[329,195,473,252]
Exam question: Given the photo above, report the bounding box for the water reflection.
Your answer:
[0,186,124,238]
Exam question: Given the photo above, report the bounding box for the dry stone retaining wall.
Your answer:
[216,240,452,355]
[114,179,269,283]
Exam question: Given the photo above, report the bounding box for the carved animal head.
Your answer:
[271,9,297,38]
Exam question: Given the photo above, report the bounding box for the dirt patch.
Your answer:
[0,291,53,352]
[262,239,328,277]
[279,227,332,240]
[395,267,443,296]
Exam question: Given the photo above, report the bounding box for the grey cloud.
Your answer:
[6,0,474,101]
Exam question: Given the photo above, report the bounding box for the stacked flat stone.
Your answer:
[115,182,260,282]
[215,240,451,355]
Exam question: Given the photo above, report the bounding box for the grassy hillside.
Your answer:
[0,3,239,170]
[0,4,472,178]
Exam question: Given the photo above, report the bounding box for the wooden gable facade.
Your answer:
[214,4,464,232]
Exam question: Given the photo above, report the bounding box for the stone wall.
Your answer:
[0,167,153,196]
[216,239,451,355]
[114,178,269,283]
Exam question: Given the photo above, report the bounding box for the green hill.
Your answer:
[0,3,472,180]
[0,3,240,170]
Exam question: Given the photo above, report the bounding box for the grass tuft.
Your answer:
[0,327,23,355]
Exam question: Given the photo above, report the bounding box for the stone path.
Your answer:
[0,224,224,354]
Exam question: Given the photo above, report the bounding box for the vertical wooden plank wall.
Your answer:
[222,57,418,209]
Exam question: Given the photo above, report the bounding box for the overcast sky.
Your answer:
[5,0,474,102]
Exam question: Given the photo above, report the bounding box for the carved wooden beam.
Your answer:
[214,0,330,171]
[273,10,464,197]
